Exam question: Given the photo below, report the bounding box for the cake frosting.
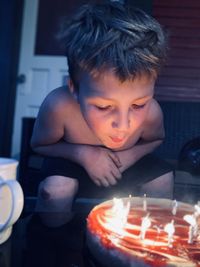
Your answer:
[86,197,200,267]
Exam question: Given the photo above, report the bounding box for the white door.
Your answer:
[12,0,67,158]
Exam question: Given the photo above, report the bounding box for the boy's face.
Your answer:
[76,70,155,150]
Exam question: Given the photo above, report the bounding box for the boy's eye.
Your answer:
[95,105,111,111]
[132,104,146,110]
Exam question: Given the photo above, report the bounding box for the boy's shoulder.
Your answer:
[42,86,76,113]
[45,85,73,103]
[141,99,164,141]
[40,86,101,144]
[145,99,162,124]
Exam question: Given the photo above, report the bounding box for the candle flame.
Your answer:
[194,204,200,217]
[112,198,124,213]
[105,198,130,236]
[164,220,175,235]
[172,200,178,215]
[141,213,151,229]
[183,214,196,226]
[164,220,175,247]
[140,213,151,240]
[183,214,198,243]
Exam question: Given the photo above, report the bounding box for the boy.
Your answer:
[31,2,173,227]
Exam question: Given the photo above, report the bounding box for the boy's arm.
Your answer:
[115,100,164,172]
[30,92,81,161]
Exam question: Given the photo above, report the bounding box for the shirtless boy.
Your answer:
[31,2,173,227]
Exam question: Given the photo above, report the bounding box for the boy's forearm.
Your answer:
[32,141,88,165]
[115,139,163,172]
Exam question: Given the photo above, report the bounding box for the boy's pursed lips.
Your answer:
[109,135,127,143]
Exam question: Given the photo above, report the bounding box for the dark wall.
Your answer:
[126,0,152,14]
[153,1,200,102]
[0,0,24,156]
[35,0,152,56]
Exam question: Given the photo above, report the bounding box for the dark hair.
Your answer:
[58,2,168,87]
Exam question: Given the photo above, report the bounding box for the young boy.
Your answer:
[31,2,173,227]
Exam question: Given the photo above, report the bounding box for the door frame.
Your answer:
[0,0,24,156]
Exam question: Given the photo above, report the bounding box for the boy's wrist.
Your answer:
[116,148,136,172]
[72,144,91,166]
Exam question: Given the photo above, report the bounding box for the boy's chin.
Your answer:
[103,142,124,151]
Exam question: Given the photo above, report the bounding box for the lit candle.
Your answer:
[128,194,132,207]
[194,203,200,218]
[164,220,175,247]
[112,198,123,214]
[125,199,131,224]
[143,194,147,212]
[183,214,197,244]
[172,200,178,215]
[109,198,130,235]
[140,213,151,240]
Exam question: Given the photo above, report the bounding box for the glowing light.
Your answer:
[140,213,151,240]
[183,214,197,244]
[143,194,147,212]
[194,203,200,218]
[112,198,124,214]
[164,220,175,247]
[172,200,178,215]
[106,198,130,236]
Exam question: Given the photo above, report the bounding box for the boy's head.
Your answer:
[59,1,167,89]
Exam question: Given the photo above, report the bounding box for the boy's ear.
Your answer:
[67,78,74,93]
[67,78,78,101]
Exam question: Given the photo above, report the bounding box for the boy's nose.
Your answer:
[111,113,130,130]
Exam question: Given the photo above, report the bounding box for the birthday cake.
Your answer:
[86,197,200,267]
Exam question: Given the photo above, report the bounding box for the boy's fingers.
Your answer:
[94,179,101,187]
[106,173,117,186]
[101,178,110,187]
[108,152,121,167]
[111,168,122,180]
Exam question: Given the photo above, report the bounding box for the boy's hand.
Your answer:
[80,145,122,187]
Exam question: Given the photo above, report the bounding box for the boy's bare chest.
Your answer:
[62,103,101,145]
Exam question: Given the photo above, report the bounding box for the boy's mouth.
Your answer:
[110,136,126,143]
